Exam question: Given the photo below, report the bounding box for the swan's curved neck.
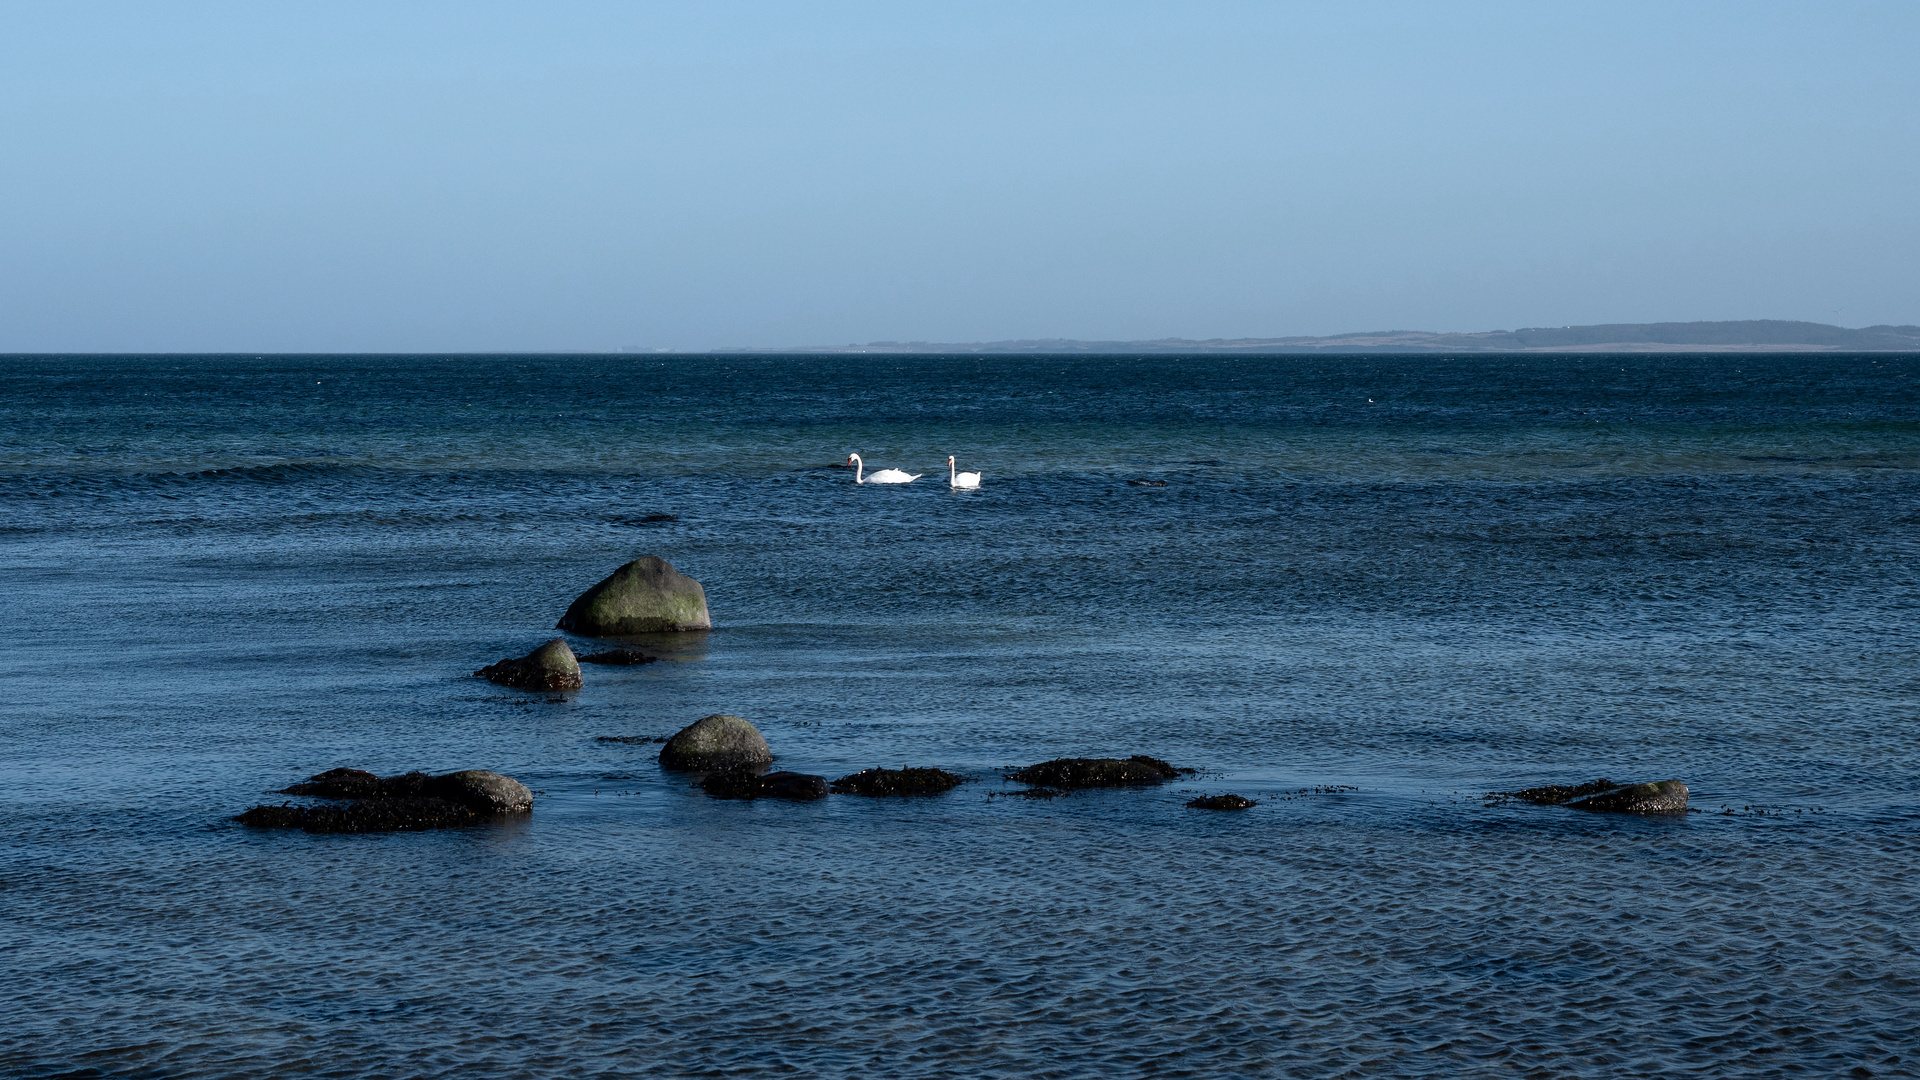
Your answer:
[949,457,956,483]
[849,454,863,483]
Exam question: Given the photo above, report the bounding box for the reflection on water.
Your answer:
[0,353,1916,1078]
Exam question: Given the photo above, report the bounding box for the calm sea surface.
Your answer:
[2,353,1917,1078]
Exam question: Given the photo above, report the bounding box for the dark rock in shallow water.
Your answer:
[475,638,582,690]
[659,714,774,770]
[1568,779,1689,813]
[701,767,828,801]
[830,767,965,796]
[578,648,659,666]
[556,555,711,635]
[1187,794,1257,810]
[241,768,533,833]
[1009,755,1189,789]
[1489,777,1689,813]
[437,770,536,813]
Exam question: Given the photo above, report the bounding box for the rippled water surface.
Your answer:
[2,353,1918,1078]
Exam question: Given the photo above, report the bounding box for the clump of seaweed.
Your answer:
[238,797,483,833]
[1187,794,1258,810]
[579,649,659,666]
[1483,778,1616,808]
[1008,755,1190,789]
[700,767,828,801]
[989,787,1075,800]
[830,767,966,797]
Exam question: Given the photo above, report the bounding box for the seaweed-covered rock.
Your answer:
[1568,779,1689,814]
[475,638,582,690]
[556,556,711,636]
[658,714,773,770]
[1009,755,1188,789]
[700,767,827,801]
[578,648,659,666]
[240,767,533,833]
[1487,777,1690,814]
[830,767,965,797]
[1187,794,1257,810]
[1491,778,1618,806]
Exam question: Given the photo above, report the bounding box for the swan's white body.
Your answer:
[948,456,982,489]
[848,453,920,484]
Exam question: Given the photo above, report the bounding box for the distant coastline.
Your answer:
[686,320,1920,354]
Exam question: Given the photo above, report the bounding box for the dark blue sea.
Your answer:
[2,352,1917,1079]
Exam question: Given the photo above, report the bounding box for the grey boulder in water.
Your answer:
[1567,779,1690,813]
[475,638,583,690]
[557,556,711,636]
[436,770,535,813]
[658,713,774,770]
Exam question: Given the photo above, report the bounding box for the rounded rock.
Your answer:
[475,638,582,690]
[436,770,534,813]
[557,556,712,636]
[659,714,774,770]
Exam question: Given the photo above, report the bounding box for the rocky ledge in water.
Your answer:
[1488,778,1690,813]
[658,714,775,770]
[830,767,965,797]
[1187,794,1258,810]
[1009,755,1191,789]
[557,555,712,635]
[237,767,533,833]
[578,648,658,666]
[700,767,828,801]
[475,638,582,690]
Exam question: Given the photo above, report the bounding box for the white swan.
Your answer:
[848,453,920,484]
[948,456,981,489]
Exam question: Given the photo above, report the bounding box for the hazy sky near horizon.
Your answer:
[3,1,1917,352]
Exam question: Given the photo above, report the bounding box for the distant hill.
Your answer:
[730,320,1920,354]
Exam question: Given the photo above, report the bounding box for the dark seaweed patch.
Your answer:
[1483,779,1616,808]
[579,649,659,666]
[830,767,965,797]
[1008,755,1190,789]
[1187,794,1258,810]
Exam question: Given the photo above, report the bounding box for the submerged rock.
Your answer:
[830,767,965,797]
[701,767,828,801]
[1187,794,1258,810]
[475,638,582,690]
[1009,755,1189,789]
[1568,780,1689,814]
[556,556,711,636]
[1488,777,1690,814]
[578,648,659,666]
[658,714,774,770]
[240,768,533,833]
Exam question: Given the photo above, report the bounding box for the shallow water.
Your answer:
[2,353,1917,1078]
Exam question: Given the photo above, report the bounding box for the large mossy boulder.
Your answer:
[475,638,582,690]
[658,714,774,770]
[238,767,534,833]
[557,556,711,636]
[1009,755,1188,789]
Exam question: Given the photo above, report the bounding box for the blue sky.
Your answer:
[2,1,1915,351]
